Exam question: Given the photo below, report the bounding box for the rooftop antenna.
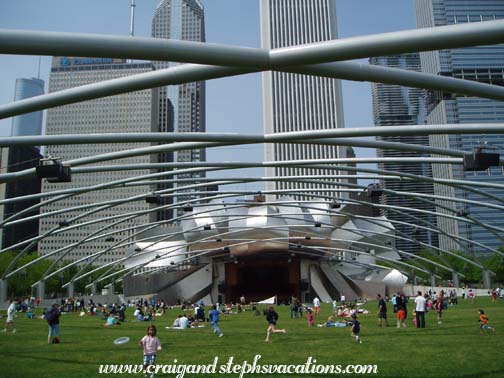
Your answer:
[37,56,41,79]
[127,0,136,64]
[130,0,136,37]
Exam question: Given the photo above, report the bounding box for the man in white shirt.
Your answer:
[179,315,189,329]
[414,291,426,328]
[313,297,321,316]
[172,315,181,328]
[2,299,16,333]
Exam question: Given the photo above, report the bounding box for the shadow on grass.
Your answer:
[459,369,504,378]
[1,352,99,366]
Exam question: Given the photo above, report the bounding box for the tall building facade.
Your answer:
[2,146,42,250]
[260,0,346,201]
[0,77,44,250]
[11,77,45,138]
[370,54,439,255]
[415,0,504,253]
[38,57,158,265]
[152,0,206,219]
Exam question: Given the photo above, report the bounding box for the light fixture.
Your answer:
[456,209,469,217]
[463,146,499,171]
[367,183,383,198]
[145,194,161,204]
[36,159,72,183]
[182,204,193,212]
[330,201,341,209]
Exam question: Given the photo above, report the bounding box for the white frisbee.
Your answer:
[113,336,130,345]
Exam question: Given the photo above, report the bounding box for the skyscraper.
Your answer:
[152,0,206,218]
[415,0,504,253]
[0,77,44,250]
[39,57,157,265]
[11,77,45,138]
[370,54,439,255]
[260,0,346,201]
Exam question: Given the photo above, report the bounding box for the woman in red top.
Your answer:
[436,290,445,324]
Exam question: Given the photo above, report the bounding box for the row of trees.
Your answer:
[0,251,122,299]
[410,248,504,285]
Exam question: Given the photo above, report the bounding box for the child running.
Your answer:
[478,309,495,333]
[350,313,362,344]
[209,304,224,337]
[397,307,406,328]
[265,306,286,342]
[139,325,162,377]
[307,309,314,327]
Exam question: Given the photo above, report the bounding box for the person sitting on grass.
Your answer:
[102,314,121,327]
[117,304,126,322]
[317,316,347,328]
[188,314,199,328]
[318,316,336,327]
[336,307,350,317]
[134,306,152,322]
[179,314,189,329]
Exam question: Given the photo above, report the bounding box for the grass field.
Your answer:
[0,297,503,378]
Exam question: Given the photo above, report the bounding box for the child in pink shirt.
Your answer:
[307,309,314,327]
[140,325,162,376]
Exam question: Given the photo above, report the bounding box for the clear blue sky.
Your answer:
[0,0,416,191]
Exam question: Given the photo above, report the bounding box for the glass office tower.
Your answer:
[152,0,206,219]
[415,0,504,253]
[1,77,44,249]
[371,54,439,255]
[11,77,44,138]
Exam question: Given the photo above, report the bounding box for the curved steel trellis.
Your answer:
[0,17,502,296]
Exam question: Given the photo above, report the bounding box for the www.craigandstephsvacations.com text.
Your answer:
[98,355,378,377]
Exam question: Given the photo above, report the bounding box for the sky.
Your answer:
[0,0,417,192]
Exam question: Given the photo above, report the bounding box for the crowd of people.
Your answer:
[2,286,500,367]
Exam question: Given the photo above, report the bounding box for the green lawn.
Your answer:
[0,297,503,378]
